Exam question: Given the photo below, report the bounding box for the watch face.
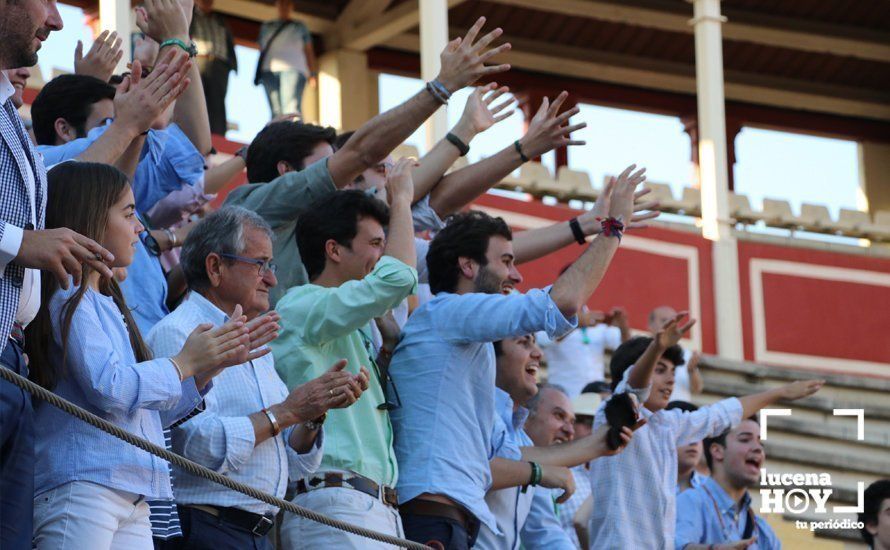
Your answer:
[144,234,161,256]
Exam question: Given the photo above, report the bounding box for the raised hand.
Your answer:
[174,304,251,382]
[436,17,511,93]
[74,30,124,81]
[540,465,576,504]
[780,379,825,401]
[576,165,657,237]
[455,83,515,137]
[113,49,191,135]
[386,157,418,204]
[279,360,368,424]
[243,311,281,362]
[138,0,190,43]
[517,91,586,159]
[18,228,115,287]
[656,311,695,349]
[606,164,648,224]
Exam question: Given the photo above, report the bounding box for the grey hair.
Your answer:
[527,383,570,415]
[180,206,273,291]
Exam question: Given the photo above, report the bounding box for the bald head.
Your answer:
[648,305,677,333]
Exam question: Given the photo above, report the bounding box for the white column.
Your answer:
[419,0,449,151]
[690,0,744,360]
[99,0,132,71]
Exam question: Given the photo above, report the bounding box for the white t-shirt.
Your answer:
[670,348,695,402]
[538,324,622,399]
[260,20,311,74]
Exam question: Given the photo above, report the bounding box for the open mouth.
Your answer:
[525,362,539,378]
[744,455,763,472]
[659,388,672,400]
[501,283,514,294]
[553,436,568,444]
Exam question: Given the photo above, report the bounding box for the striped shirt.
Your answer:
[147,430,182,539]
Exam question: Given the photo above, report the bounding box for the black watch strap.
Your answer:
[569,217,586,245]
[445,132,470,156]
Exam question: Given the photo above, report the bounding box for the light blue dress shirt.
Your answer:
[38,122,203,214]
[388,288,576,532]
[587,365,743,549]
[477,389,574,550]
[119,233,169,335]
[147,291,323,515]
[34,283,205,499]
[675,476,781,550]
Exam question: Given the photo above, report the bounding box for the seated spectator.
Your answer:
[271,161,418,547]
[3,67,30,110]
[538,300,630,398]
[649,305,703,402]
[675,417,781,549]
[557,390,602,549]
[666,401,707,494]
[587,323,824,548]
[861,480,890,550]
[255,0,317,117]
[25,162,255,548]
[146,205,367,548]
[390,166,647,548]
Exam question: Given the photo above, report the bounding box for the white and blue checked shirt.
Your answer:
[558,463,592,548]
[587,365,742,549]
[147,291,323,515]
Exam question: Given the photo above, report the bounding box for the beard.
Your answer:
[0,11,41,69]
[473,266,503,294]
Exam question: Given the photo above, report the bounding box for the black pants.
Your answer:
[167,506,273,550]
[0,340,33,550]
[196,57,231,136]
[401,512,480,550]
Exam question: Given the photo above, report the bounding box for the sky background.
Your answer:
[36,4,864,234]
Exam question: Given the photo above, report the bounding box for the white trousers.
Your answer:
[280,486,404,549]
[33,480,152,550]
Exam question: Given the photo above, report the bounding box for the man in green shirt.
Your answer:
[225,17,511,306]
[272,158,418,548]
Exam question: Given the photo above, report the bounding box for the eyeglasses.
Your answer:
[219,253,278,276]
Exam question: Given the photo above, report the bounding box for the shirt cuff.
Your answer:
[286,426,324,480]
[541,286,579,339]
[219,416,256,473]
[0,222,24,276]
[614,363,651,404]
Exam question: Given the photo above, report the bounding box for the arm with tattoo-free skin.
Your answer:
[328,17,511,188]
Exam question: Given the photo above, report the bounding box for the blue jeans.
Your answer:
[259,70,307,117]
[0,339,34,549]
[401,512,480,550]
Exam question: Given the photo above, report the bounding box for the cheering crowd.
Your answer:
[2,0,889,548]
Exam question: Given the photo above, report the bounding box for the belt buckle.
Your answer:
[251,515,274,537]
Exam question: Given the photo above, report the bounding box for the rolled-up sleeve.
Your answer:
[285,427,324,479]
[411,194,446,232]
[674,489,707,549]
[172,404,256,474]
[521,488,576,550]
[0,221,23,274]
[671,397,743,447]
[613,363,652,405]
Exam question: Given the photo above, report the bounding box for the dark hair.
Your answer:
[426,211,513,295]
[246,121,337,183]
[703,415,759,470]
[609,336,685,391]
[31,74,116,145]
[25,162,150,389]
[334,131,354,151]
[296,190,390,281]
[860,479,890,546]
[666,400,699,413]
[582,380,612,395]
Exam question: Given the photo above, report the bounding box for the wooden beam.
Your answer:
[333,0,467,51]
[383,32,890,123]
[212,0,333,33]
[336,0,392,26]
[483,0,890,64]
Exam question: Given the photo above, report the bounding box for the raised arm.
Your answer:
[384,158,418,268]
[626,312,695,391]
[428,91,581,217]
[328,17,511,188]
[738,379,824,419]
[73,30,124,82]
[548,166,646,318]
[203,152,246,194]
[489,458,576,503]
[519,424,635,467]
[140,0,212,155]
[411,83,514,202]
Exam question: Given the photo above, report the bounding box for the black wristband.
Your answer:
[514,140,530,163]
[569,217,586,245]
[445,132,470,156]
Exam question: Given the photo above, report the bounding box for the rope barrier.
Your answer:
[0,367,429,549]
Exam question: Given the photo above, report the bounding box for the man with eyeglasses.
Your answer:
[146,205,369,549]
[270,159,418,548]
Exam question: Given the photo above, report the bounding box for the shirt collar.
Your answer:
[704,475,750,515]
[0,72,14,105]
[494,388,531,431]
[186,291,231,325]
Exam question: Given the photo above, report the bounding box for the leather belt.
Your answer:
[187,504,275,537]
[295,472,399,508]
[399,498,474,532]
[9,322,25,347]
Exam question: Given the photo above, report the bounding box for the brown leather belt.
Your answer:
[295,472,399,508]
[399,498,473,531]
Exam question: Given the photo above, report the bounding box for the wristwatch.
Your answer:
[304,413,327,431]
[143,232,162,256]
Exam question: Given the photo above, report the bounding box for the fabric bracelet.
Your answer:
[569,217,586,245]
[445,132,470,156]
[514,140,530,163]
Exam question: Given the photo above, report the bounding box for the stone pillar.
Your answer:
[419,0,449,149]
[317,49,375,131]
